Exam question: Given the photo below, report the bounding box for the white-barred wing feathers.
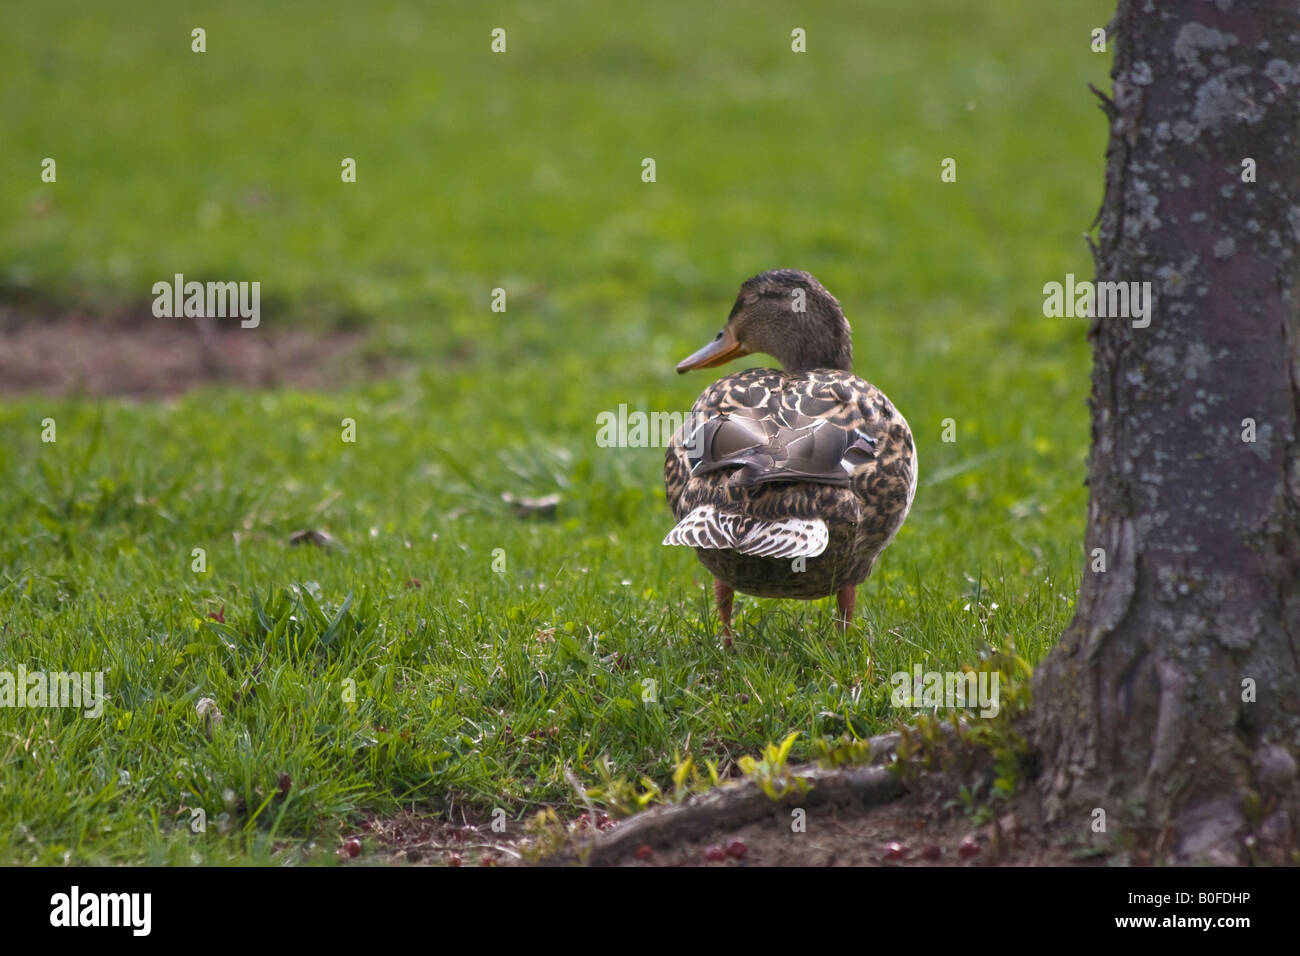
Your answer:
[663,505,829,558]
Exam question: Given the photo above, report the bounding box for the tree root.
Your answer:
[581,737,905,865]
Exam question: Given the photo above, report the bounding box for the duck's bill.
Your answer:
[676,327,751,373]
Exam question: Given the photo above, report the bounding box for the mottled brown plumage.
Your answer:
[664,270,916,635]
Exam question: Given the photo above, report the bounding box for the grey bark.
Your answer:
[1033,0,1300,864]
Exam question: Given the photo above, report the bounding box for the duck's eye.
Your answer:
[714,331,723,341]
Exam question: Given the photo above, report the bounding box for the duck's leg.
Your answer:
[835,584,856,631]
[713,579,735,646]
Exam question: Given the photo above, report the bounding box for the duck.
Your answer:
[663,269,916,639]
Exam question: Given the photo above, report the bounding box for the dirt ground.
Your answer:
[351,772,1106,868]
[592,790,1091,868]
[0,304,375,397]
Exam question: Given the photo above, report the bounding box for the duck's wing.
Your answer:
[665,368,787,520]
[662,503,830,558]
[666,367,915,526]
[765,369,916,521]
[687,408,875,489]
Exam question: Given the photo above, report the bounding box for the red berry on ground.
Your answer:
[635,844,653,861]
[922,844,942,860]
[884,841,907,861]
[704,845,727,862]
[958,837,980,859]
[725,839,747,859]
[341,838,361,858]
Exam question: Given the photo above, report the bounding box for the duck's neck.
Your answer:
[777,318,854,373]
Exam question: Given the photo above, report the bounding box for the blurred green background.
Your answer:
[0,0,1110,863]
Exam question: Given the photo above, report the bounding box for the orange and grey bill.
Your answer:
[676,326,751,373]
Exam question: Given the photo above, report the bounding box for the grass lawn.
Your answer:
[0,0,1109,863]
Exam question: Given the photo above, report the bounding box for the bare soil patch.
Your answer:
[580,769,1099,868]
[0,304,381,397]
[350,812,524,867]
[354,767,1107,868]
[606,794,1091,868]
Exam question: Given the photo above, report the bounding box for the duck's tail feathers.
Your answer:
[663,505,828,558]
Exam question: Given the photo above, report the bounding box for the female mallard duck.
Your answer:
[664,269,916,638]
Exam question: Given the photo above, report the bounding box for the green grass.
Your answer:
[0,0,1109,863]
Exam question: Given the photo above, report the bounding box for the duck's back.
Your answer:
[664,367,916,598]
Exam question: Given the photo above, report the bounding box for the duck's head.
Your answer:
[676,270,853,375]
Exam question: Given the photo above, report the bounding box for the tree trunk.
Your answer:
[1032,0,1300,864]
